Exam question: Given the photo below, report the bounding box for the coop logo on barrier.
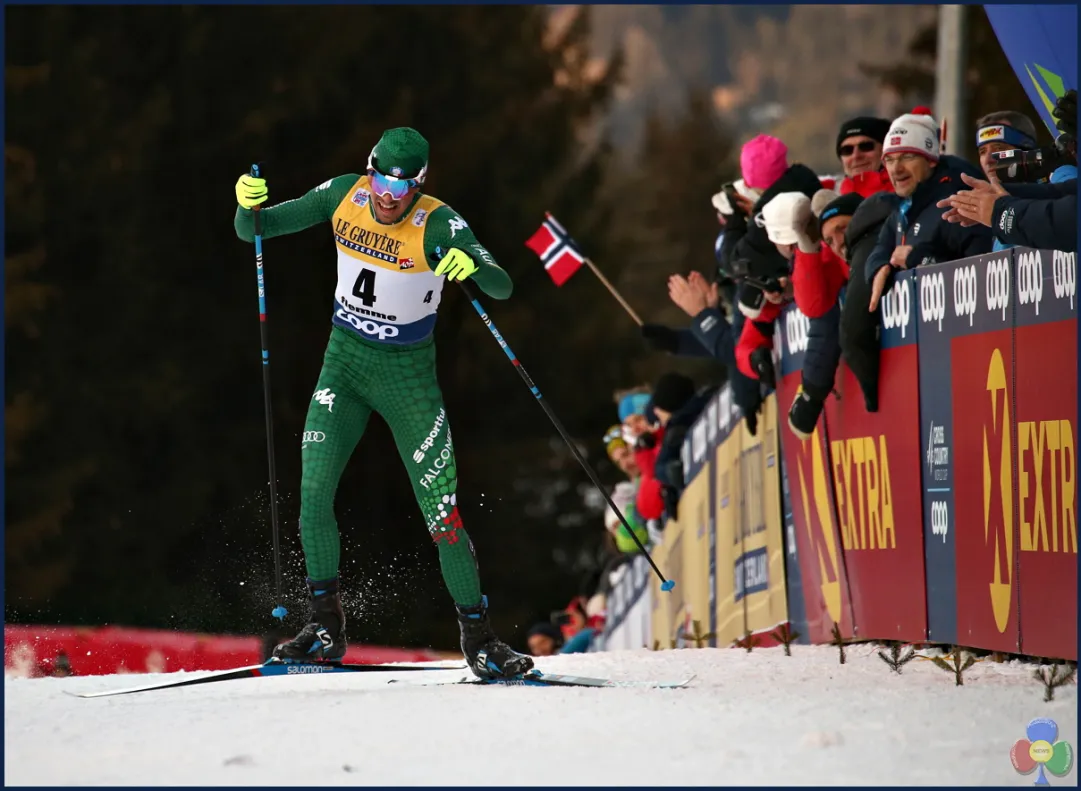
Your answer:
[982,348,1014,634]
[1016,249,1044,315]
[920,270,947,331]
[692,419,708,465]
[719,387,732,432]
[706,399,718,445]
[930,500,949,543]
[953,264,978,326]
[880,277,911,338]
[785,310,810,354]
[1053,251,1076,309]
[985,255,1011,321]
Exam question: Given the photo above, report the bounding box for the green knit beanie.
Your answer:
[369,127,429,181]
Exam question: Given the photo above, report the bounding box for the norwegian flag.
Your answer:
[524,212,585,286]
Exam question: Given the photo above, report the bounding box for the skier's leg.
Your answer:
[370,341,533,679]
[274,331,371,660]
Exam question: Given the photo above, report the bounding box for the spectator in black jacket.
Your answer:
[940,173,1077,253]
[867,110,995,311]
[720,135,823,317]
[649,374,718,521]
[840,191,900,411]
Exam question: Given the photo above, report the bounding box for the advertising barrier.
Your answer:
[617,247,1075,661]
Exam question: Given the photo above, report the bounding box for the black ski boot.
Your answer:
[456,596,534,680]
[272,578,347,662]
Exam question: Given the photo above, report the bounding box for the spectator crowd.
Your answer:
[525,90,1078,656]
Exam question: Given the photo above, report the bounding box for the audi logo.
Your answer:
[930,500,949,543]
[302,431,326,443]
[985,256,1011,321]
[785,309,810,354]
[1053,251,1076,309]
[920,270,946,331]
[1016,249,1044,316]
[880,277,912,338]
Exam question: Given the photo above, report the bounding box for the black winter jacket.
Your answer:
[865,155,993,284]
[992,179,1077,252]
[840,191,901,411]
[654,385,720,518]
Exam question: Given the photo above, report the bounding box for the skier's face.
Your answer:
[368,169,420,224]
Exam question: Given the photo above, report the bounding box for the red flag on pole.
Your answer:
[524,212,585,286]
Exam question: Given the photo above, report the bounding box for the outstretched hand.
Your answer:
[937,171,1008,228]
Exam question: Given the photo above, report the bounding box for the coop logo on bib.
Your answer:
[351,188,370,207]
[334,308,400,341]
[412,209,428,227]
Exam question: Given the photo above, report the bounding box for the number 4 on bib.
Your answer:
[353,269,377,307]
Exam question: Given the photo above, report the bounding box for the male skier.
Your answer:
[234,127,533,680]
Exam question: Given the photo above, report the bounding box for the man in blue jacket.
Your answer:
[867,110,994,311]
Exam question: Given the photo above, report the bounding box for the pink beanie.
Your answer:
[740,134,789,190]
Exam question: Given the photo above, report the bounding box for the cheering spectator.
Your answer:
[939,172,1077,253]
[652,377,720,519]
[616,387,653,446]
[835,116,894,197]
[633,372,696,523]
[867,109,993,311]
[601,425,650,555]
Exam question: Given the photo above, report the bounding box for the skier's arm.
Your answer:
[425,206,513,300]
[234,174,358,242]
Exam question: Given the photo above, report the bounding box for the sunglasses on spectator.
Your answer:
[840,141,878,156]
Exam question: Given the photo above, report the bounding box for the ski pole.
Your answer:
[455,278,675,592]
[249,163,288,622]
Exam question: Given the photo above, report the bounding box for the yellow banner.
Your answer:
[737,394,789,637]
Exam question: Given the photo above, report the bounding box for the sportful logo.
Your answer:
[953,265,978,326]
[413,408,446,463]
[1053,251,1076,309]
[985,255,1011,321]
[312,389,336,412]
[920,270,946,331]
[785,310,810,354]
[880,277,911,338]
[335,308,400,341]
[448,216,468,238]
[1016,249,1044,315]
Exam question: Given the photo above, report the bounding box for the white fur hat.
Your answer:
[762,192,811,245]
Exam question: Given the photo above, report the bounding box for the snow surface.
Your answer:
[5,645,1076,786]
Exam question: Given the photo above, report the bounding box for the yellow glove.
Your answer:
[235,174,268,209]
[434,247,478,281]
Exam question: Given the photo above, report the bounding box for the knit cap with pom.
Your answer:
[882,107,940,162]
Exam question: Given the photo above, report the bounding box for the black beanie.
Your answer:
[651,372,696,413]
[836,117,892,158]
[818,193,864,228]
[527,622,564,646]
